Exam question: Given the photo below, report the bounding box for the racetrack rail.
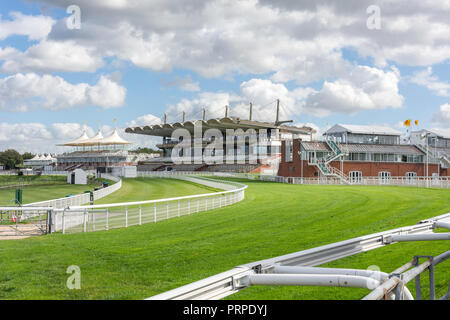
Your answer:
[148,212,450,300]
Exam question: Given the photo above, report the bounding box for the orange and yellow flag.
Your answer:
[414,120,419,126]
[404,119,411,127]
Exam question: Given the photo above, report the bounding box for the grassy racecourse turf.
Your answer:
[0,176,111,206]
[0,177,449,299]
[94,177,220,205]
[62,177,222,232]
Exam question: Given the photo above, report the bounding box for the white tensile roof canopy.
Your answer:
[100,128,132,145]
[58,128,132,147]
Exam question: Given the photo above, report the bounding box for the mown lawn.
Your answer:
[95,177,220,204]
[0,178,449,300]
[0,176,111,206]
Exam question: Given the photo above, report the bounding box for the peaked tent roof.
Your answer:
[100,128,132,145]
[57,128,133,147]
[82,130,104,146]
[58,130,91,146]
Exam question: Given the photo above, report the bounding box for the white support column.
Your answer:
[62,209,65,234]
[83,209,87,232]
[139,204,142,225]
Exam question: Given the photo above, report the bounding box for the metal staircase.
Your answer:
[325,140,343,163]
[312,139,350,184]
[315,160,351,184]
[415,143,436,159]
[440,155,450,169]
[415,143,443,167]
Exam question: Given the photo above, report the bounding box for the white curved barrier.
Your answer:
[23,174,122,209]
[52,176,247,234]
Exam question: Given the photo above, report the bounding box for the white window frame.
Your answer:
[406,172,417,184]
[378,171,391,184]
[285,140,293,162]
[406,172,417,179]
[349,171,362,184]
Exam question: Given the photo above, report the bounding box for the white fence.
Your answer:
[267,175,450,188]
[0,206,51,238]
[23,174,122,209]
[139,171,450,189]
[149,211,450,300]
[52,176,247,234]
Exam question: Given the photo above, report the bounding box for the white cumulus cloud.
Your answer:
[0,12,55,40]
[0,73,126,111]
[411,67,450,97]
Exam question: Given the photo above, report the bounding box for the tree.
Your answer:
[130,147,162,155]
[22,152,34,161]
[0,149,23,169]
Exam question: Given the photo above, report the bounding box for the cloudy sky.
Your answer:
[1,0,450,153]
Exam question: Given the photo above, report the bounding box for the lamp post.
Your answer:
[434,136,439,178]
[420,131,430,188]
[426,134,428,187]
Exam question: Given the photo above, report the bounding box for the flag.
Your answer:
[414,120,419,126]
[403,119,411,127]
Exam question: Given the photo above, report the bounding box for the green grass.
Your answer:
[0,178,449,300]
[0,175,67,190]
[0,178,113,206]
[65,177,222,232]
[96,177,220,204]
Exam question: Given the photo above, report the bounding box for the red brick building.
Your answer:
[278,124,449,182]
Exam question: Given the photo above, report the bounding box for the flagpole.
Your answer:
[426,133,429,188]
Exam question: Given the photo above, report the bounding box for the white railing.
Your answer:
[39,171,69,175]
[138,171,212,177]
[148,212,450,300]
[0,206,52,237]
[23,174,122,209]
[185,172,450,189]
[52,176,247,234]
[137,170,450,188]
[92,174,122,200]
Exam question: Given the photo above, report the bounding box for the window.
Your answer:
[406,172,417,179]
[378,171,391,184]
[406,172,417,184]
[308,151,316,164]
[349,171,362,184]
[285,140,293,162]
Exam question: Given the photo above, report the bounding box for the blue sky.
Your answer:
[0,0,450,152]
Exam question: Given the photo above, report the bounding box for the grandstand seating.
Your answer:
[200,163,261,173]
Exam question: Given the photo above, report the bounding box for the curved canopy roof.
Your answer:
[125,117,315,137]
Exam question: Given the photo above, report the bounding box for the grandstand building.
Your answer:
[56,128,137,170]
[410,129,450,165]
[125,105,315,173]
[278,124,448,183]
[23,154,56,170]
